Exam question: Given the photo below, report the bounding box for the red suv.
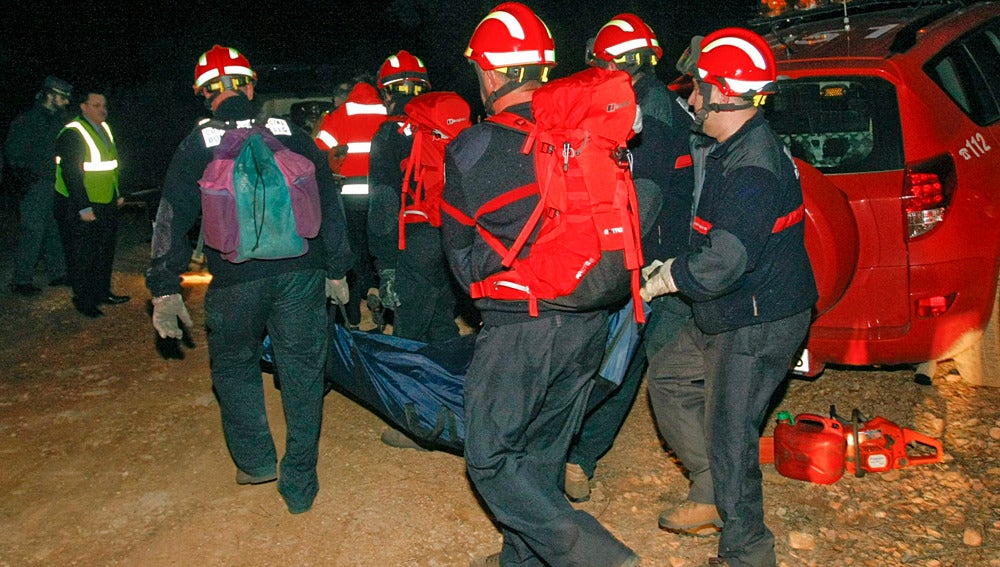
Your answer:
[751,0,1000,385]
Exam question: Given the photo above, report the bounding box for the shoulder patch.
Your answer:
[265,117,292,136]
[201,127,226,149]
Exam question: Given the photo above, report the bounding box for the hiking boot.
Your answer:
[470,553,501,567]
[564,462,591,502]
[380,428,429,451]
[707,557,729,565]
[236,469,277,485]
[658,501,723,537]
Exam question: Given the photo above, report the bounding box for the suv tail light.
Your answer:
[903,154,955,239]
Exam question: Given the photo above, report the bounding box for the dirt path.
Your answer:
[0,209,998,566]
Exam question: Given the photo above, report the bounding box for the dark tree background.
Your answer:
[1,0,755,193]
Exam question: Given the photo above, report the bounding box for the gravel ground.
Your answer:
[0,208,997,566]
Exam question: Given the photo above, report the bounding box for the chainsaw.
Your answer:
[832,406,944,477]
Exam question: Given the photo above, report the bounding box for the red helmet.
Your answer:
[696,27,776,97]
[464,2,556,71]
[193,45,255,94]
[377,50,430,92]
[591,13,662,64]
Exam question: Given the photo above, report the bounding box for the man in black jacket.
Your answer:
[443,4,639,567]
[565,12,698,505]
[146,45,353,515]
[368,50,459,344]
[641,29,817,567]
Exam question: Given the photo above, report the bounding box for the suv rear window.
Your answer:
[925,20,1000,126]
[762,77,904,173]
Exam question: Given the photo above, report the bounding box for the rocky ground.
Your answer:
[0,207,998,566]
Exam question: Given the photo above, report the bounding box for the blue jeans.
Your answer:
[464,311,635,567]
[204,269,327,513]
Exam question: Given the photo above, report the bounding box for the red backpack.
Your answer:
[397,91,471,250]
[463,67,645,321]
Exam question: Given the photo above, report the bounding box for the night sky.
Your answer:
[2,0,756,188]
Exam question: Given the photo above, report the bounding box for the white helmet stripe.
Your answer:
[607,38,655,57]
[702,36,769,70]
[604,19,635,33]
[485,10,526,40]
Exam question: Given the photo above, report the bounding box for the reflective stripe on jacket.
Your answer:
[55,119,119,203]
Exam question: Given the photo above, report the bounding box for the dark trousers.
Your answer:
[706,310,810,567]
[646,299,714,505]
[13,183,65,285]
[58,201,119,311]
[569,295,692,478]
[342,196,376,325]
[394,223,458,343]
[204,269,327,512]
[464,311,635,567]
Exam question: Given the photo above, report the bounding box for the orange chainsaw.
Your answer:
[834,407,944,477]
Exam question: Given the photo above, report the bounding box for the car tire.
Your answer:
[798,159,859,318]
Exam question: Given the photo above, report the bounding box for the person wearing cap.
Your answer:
[54,90,130,318]
[4,76,72,296]
[146,45,353,515]
[564,13,699,505]
[640,28,817,566]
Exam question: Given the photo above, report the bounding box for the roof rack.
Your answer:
[750,0,966,37]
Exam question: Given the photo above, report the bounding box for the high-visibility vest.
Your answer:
[313,83,386,196]
[55,118,119,203]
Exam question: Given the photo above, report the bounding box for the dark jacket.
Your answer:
[4,101,67,192]
[367,117,411,271]
[670,112,817,333]
[630,72,696,261]
[442,102,551,326]
[146,93,353,296]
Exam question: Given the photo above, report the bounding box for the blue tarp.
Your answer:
[264,300,648,451]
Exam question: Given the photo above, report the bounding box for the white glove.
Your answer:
[152,293,193,339]
[641,259,664,280]
[326,278,350,305]
[640,258,678,302]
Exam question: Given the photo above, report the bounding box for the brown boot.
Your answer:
[658,501,722,536]
[564,462,591,502]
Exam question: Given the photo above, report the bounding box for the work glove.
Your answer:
[379,268,401,310]
[326,278,350,305]
[640,258,678,302]
[366,288,386,328]
[152,293,193,339]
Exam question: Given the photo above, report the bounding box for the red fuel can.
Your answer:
[773,412,846,484]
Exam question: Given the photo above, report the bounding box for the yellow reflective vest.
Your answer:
[55,119,119,203]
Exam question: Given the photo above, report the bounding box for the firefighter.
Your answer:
[640,28,818,567]
[146,45,353,515]
[367,50,459,343]
[313,79,387,327]
[442,4,639,566]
